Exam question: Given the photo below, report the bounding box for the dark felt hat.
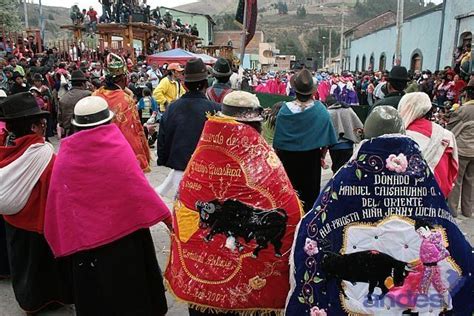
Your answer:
[12,71,23,80]
[184,58,208,83]
[291,69,317,95]
[32,73,44,82]
[388,66,409,82]
[212,58,232,77]
[71,70,88,82]
[0,92,49,121]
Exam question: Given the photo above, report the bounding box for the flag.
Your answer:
[235,0,258,46]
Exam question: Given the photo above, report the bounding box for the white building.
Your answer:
[343,0,474,72]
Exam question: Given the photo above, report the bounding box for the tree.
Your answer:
[277,2,288,15]
[296,5,307,18]
[0,0,22,32]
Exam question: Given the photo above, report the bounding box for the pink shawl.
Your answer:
[45,124,170,257]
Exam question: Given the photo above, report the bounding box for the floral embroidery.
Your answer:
[310,306,327,316]
[304,238,319,256]
[385,153,408,173]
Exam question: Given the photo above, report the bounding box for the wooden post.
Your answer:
[126,22,135,62]
[143,31,149,56]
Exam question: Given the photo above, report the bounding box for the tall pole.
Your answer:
[239,0,248,68]
[23,0,29,28]
[39,0,45,41]
[328,28,332,72]
[339,11,345,72]
[395,0,404,66]
[322,44,325,69]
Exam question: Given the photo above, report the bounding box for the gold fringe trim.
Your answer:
[164,278,284,316]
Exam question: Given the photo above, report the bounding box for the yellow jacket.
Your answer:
[152,76,185,112]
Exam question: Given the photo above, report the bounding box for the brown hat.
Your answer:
[463,78,474,92]
[184,58,208,83]
[290,69,317,95]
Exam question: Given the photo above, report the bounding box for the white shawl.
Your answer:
[0,142,54,215]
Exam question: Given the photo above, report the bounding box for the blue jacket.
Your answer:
[157,91,221,171]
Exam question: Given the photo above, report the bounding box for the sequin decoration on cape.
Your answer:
[165,116,303,315]
[285,135,474,316]
[93,87,151,172]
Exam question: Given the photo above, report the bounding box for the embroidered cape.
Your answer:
[93,87,151,172]
[165,116,303,315]
[285,135,474,316]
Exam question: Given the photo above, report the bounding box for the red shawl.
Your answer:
[0,134,54,233]
[93,87,151,172]
[165,116,302,314]
[44,124,170,257]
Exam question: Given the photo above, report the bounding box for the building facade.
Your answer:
[344,0,474,72]
[161,7,215,46]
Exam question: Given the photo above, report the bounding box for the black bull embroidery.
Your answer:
[196,199,288,258]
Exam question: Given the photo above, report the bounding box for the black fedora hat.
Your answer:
[12,71,24,80]
[184,58,208,83]
[71,70,88,82]
[0,92,49,121]
[212,58,232,77]
[388,66,409,82]
[291,69,317,96]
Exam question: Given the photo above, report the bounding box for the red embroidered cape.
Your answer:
[93,87,151,172]
[165,116,303,314]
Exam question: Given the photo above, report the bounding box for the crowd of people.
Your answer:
[0,33,474,315]
[70,1,200,37]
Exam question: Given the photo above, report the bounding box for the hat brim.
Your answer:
[217,112,264,122]
[72,110,114,127]
[0,110,50,121]
[212,68,232,77]
[290,75,317,95]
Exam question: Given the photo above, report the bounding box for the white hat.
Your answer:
[0,90,7,98]
[72,96,114,127]
[221,91,263,122]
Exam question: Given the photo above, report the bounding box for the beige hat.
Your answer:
[221,91,263,122]
[72,96,114,127]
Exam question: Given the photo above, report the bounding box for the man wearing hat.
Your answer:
[58,70,91,137]
[273,69,337,212]
[0,92,73,313]
[448,79,474,218]
[370,66,409,113]
[156,58,220,196]
[206,57,233,103]
[9,71,29,95]
[94,53,151,172]
[152,62,185,112]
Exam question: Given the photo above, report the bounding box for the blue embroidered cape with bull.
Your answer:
[285,135,474,316]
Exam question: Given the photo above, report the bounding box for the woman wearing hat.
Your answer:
[9,71,29,95]
[0,92,73,314]
[206,58,233,103]
[273,69,337,213]
[45,96,171,315]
